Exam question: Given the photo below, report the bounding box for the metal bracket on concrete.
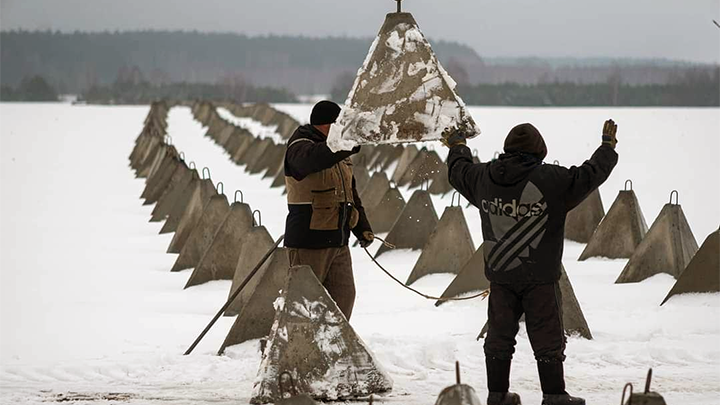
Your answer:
[189,161,196,170]
[253,210,262,227]
[216,182,224,195]
[234,190,244,203]
[669,190,679,205]
[451,191,461,207]
[202,167,211,180]
[625,179,633,191]
[179,152,185,161]
[493,151,500,159]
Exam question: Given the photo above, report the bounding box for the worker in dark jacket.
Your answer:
[442,120,619,405]
[283,100,374,321]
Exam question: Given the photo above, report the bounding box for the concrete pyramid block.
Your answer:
[218,247,290,354]
[166,178,216,253]
[365,185,406,234]
[185,200,255,288]
[360,171,390,210]
[133,134,160,174]
[137,142,165,179]
[150,163,192,223]
[435,380,482,405]
[565,188,605,243]
[231,131,256,164]
[271,167,286,189]
[435,244,489,307]
[262,144,287,180]
[142,144,169,181]
[478,265,592,340]
[375,189,438,258]
[353,164,370,193]
[225,225,276,316]
[371,144,404,171]
[141,151,179,204]
[579,186,648,260]
[328,11,479,146]
[171,193,230,272]
[428,160,453,196]
[615,201,699,284]
[401,149,444,188]
[390,145,418,184]
[250,265,393,403]
[159,170,201,234]
[661,229,719,305]
[249,141,282,174]
[245,139,274,171]
[352,145,376,168]
[216,125,235,146]
[406,206,474,285]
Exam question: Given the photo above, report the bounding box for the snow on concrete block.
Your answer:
[661,229,719,305]
[171,193,230,272]
[406,206,474,285]
[565,187,605,243]
[150,163,192,223]
[390,145,419,184]
[360,171,390,210]
[579,185,648,260]
[365,184,406,235]
[616,199,699,284]
[435,244,489,307]
[159,170,201,234]
[166,178,216,253]
[218,247,290,354]
[225,225,276,316]
[185,200,255,288]
[375,189,438,258]
[327,12,479,148]
[250,265,393,403]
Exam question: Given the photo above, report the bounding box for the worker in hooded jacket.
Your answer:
[441,120,619,405]
[283,100,374,321]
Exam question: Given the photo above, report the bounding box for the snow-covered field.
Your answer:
[1,102,718,404]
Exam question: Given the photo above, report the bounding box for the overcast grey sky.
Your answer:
[1,0,719,63]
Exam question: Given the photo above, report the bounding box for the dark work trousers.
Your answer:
[484,282,568,395]
[287,246,356,320]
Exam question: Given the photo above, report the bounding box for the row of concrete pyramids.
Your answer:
[129,102,393,403]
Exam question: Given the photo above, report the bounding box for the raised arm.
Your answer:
[285,139,358,181]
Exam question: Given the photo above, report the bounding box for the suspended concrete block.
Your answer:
[218,247,290,354]
[165,177,217,253]
[435,244,489,307]
[225,225,276,316]
[365,185,406,235]
[615,195,699,284]
[360,171,391,210]
[390,145,418,184]
[185,198,255,288]
[250,265,393,403]
[661,229,719,304]
[159,169,201,233]
[406,204,474,285]
[579,182,648,260]
[478,264,592,340]
[375,189,438,258]
[327,11,479,146]
[171,192,230,272]
[150,163,192,223]
[353,164,370,193]
[565,188,605,243]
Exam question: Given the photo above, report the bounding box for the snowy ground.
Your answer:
[1,102,719,404]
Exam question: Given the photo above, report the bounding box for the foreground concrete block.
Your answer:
[435,244,489,307]
[375,189,438,258]
[250,265,393,403]
[661,229,719,305]
[225,225,276,316]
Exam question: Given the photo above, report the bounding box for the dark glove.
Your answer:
[602,119,618,149]
[440,125,469,148]
[359,231,374,248]
[350,145,362,155]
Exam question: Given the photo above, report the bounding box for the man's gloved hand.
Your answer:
[440,125,469,148]
[602,119,618,149]
[350,145,362,155]
[359,231,374,248]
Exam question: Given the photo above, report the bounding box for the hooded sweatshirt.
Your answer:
[447,144,618,284]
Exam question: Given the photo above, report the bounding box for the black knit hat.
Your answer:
[310,100,341,125]
[504,123,548,160]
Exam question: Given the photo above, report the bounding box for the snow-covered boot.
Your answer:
[487,391,522,405]
[541,394,585,405]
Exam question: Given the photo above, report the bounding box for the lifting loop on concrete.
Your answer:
[427,143,435,152]
[216,182,224,195]
[621,383,633,405]
[234,190,244,203]
[553,160,560,165]
[493,151,500,159]
[624,179,633,191]
[164,135,173,145]
[189,161,196,170]
[422,178,430,191]
[644,368,653,394]
[472,149,479,158]
[202,167,211,180]
[278,371,299,397]
[389,180,397,189]
[252,210,262,227]
[455,361,461,384]
[395,0,402,13]
[179,151,185,161]
[669,190,679,205]
[451,191,461,207]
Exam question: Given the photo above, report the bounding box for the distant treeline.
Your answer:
[1,76,58,101]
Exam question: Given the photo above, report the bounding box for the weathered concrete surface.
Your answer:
[375,189,438,258]
[365,186,406,234]
[434,384,482,405]
[142,144,168,181]
[248,141,282,174]
[166,178,217,253]
[391,145,419,184]
[150,164,192,223]
[402,149,444,188]
[271,167,286,189]
[615,203,699,284]
[661,229,719,305]
[225,226,276,316]
[406,206,474,285]
[137,141,164,179]
[185,201,255,288]
[332,12,479,145]
[428,161,453,195]
[478,265,592,340]
[244,138,274,169]
[159,170,200,234]
[579,190,648,260]
[276,394,318,405]
[216,125,235,146]
[170,194,230,272]
[231,131,256,164]
[565,188,605,243]
[132,132,161,172]
[262,144,287,179]
[352,145,376,168]
[360,171,390,210]
[141,151,178,203]
[250,265,393,403]
[218,247,290,354]
[435,244,489,307]
[374,145,404,171]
